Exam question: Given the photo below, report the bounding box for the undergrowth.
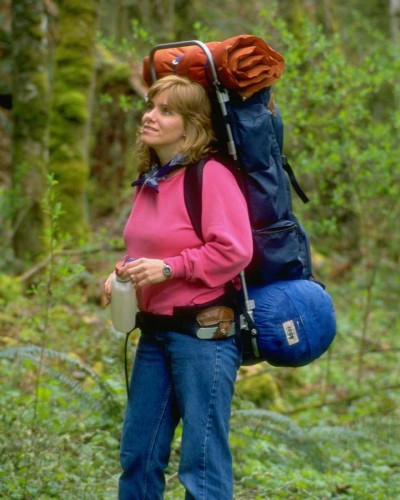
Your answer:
[1,252,399,499]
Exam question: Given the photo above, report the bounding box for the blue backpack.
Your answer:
[184,150,336,367]
[188,86,312,285]
[149,40,337,367]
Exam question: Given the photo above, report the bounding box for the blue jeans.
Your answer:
[118,329,241,500]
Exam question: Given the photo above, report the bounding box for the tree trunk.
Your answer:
[90,60,137,217]
[11,0,50,262]
[49,0,99,240]
[390,0,400,42]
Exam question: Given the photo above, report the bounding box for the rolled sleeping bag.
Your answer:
[247,279,336,367]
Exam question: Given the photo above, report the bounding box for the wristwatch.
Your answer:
[162,263,172,278]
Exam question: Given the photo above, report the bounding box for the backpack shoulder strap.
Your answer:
[183,157,208,242]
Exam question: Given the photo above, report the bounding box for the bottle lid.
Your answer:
[115,274,131,283]
[115,259,132,282]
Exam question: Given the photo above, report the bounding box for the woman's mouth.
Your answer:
[142,123,157,133]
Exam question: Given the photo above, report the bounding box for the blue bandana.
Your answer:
[131,154,187,192]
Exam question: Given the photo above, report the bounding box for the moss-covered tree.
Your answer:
[49,0,99,240]
[11,0,49,262]
[90,57,141,218]
[0,0,12,182]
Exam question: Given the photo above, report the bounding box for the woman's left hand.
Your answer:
[117,258,169,288]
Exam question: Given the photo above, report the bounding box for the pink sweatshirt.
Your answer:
[123,158,253,315]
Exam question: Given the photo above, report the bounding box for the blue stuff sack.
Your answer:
[247,279,336,367]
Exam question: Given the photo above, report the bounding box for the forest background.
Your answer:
[1,0,399,498]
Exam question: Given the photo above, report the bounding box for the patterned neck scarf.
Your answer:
[131,154,187,192]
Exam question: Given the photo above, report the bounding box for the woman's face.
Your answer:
[141,91,185,164]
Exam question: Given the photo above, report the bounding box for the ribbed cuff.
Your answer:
[163,256,185,279]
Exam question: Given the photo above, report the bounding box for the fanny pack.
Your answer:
[136,305,235,340]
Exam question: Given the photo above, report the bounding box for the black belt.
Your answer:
[136,311,199,336]
[136,295,236,340]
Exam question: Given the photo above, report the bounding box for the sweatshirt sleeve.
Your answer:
[165,159,253,287]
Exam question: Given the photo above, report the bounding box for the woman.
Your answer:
[105,74,253,499]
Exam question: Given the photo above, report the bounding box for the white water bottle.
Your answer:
[110,261,137,333]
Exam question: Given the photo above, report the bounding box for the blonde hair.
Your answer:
[136,75,215,173]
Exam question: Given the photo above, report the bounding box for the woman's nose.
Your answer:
[144,107,156,121]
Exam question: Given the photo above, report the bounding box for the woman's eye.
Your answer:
[161,106,172,115]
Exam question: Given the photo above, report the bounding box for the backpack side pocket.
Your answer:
[248,220,304,284]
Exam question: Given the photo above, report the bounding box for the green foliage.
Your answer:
[236,370,285,411]
[0,273,23,305]
[52,90,89,123]
[0,361,121,499]
[100,61,131,89]
[0,171,125,499]
[0,344,121,414]
[0,256,124,497]
[266,15,400,267]
[97,18,155,59]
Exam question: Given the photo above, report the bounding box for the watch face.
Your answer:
[163,264,172,277]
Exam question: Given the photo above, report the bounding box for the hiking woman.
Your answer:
[104,74,252,499]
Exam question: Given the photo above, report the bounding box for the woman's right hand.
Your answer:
[104,271,115,305]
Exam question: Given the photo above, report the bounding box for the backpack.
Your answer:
[145,37,337,367]
[184,155,336,367]
[189,87,312,285]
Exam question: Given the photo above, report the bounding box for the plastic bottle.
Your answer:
[110,260,137,333]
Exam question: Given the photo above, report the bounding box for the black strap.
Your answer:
[282,156,310,204]
[183,157,208,242]
[124,327,134,398]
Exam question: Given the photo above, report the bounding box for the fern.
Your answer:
[230,408,364,472]
[0,344,122,416]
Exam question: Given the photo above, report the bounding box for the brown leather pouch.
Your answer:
[195,306,235,339]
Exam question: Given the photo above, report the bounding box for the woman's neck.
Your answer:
[155,146,183,167]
